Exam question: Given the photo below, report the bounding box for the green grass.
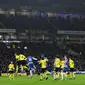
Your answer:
[0,74,85,85]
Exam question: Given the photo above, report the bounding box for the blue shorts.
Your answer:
[63,67,68,72]
[29,64,34,70]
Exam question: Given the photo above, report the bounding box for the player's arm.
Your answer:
[23,55,26,60]
[46,59,48,62]
[13,64,15,70]
[15,55,18,61]
[45,58,48,63]
[15,54,20,61]
[32,57,37,60]
[38,60,41,64]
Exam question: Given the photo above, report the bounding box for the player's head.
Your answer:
[14,53,16,56]
[69,57,72,60]
[15,53,18,56]
[41,54,45,59]
[11,61,13,64]
[41,54,45,57]
[56,54,59,58]
[28,56,32,58]
[41,57,44,60]
[64,55,67,59]
[61,57,64,61]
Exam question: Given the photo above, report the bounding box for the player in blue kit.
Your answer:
[26,56,37,77]
[61,55,68,80]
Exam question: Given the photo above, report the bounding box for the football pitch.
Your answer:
[0,74,85,85]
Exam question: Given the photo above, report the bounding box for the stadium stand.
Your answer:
[0,11,85,73]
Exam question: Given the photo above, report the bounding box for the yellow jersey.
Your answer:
[19,54,26,61]
[69,59,74,68]
[8,64,14,71]
[61,60,64,69]
[23,65,29,70]
[15,54,20,61]
[54,58,61,68]
[39,59,47,68]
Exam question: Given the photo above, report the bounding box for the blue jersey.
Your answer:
[27,56,37,69]
[64,58,68,68]
[27,56,35,70]
[27,56,34,65]
[62,57,68,72]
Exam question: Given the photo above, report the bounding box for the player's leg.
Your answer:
[53,71,57,80]
[72,72,75,79]
[72,68,75,79]
[11,73,14,79]
[61,67,67,80]
[40,73,43,80]
[29,69,33,77]
[44,69,48,80]
[9,73,12,79]
[29,64,34,77]
[22,60,27,73]
[25,69,30,76]
[54,68,60,80]
[64,68,68,79]
[40,68,44,80]
[70,72,72,79]
[19,64,24,76]
[53,67,57,80]
[61,67,65,80]
[57,68,60,79]
[65,72,68,78]
[57,72,60,79]
[21,65,24,72]
[61,69,64,80]
[33,65,36,75]
[20,60,27,76]
[11,70,14,79]
[9,71,12,80]
[16,61,20,75]
[16,65,18,73]
[69,68,72,79]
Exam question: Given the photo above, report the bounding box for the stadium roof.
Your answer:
[0,0,85,13]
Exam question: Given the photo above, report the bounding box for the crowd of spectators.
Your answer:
[0,42,85,73]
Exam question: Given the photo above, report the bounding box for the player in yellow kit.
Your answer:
[69,58,75,79]
[15,53,27,74]
[23,64,30,76]
[8,62,15,80]
[60,59,65,79]
[19,54,27,73]
[15,53,20,74]
[61,59,64,70]
[39,57,48,80]
[54,55,61,80]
